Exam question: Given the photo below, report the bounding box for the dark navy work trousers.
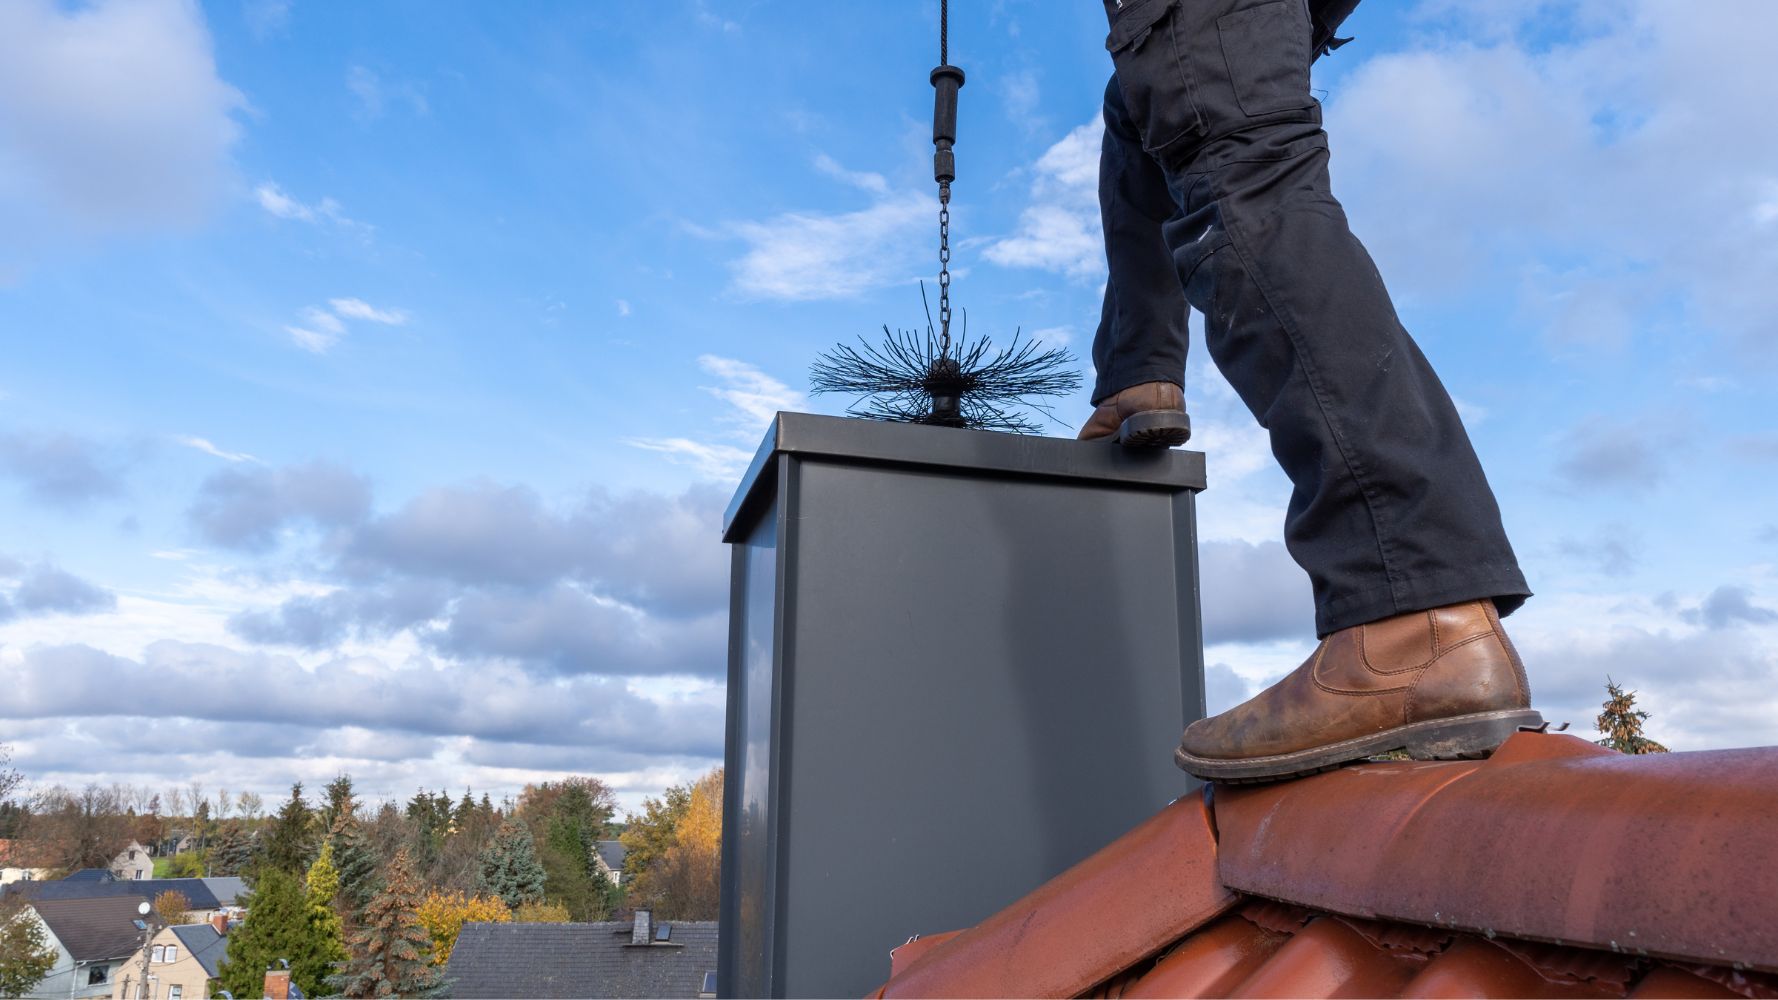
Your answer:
[1096,0,1529,635]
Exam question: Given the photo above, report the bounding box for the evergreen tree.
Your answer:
[265,783,317,875]
[321,775,358,834]
[1596,677,1671,754]
[209,821,259,878]
[216,867,337,999]
[304,845,349,980]
[335,849,441,998]
[452,791,475,832]
[328,811,382,914]
[475,819,545,909]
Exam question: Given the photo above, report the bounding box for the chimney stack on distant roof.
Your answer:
[210,912,228,936]
[264,967,291,1000]
[631,909,653,946]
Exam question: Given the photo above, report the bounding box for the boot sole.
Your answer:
[1174,708,1545,785]
[1117,410,1191,448]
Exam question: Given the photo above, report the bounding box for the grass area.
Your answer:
[152,856,174,878]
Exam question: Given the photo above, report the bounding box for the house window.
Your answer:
[129,850,138,860]
[152,945,165,963]
[134,870,143,879]
[164,945,177,964]
[169,986,183,1000]
[87,966,108,986]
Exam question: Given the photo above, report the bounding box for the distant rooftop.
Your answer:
[445,918,717,999]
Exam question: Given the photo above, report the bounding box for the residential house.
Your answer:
[0,839,53,885]
[5,874,247,923]
[109,842,152,882]
[445,910,716,999]
[154,832,197,858]
[593,840,626,887]
[18,896,149,1000]
[112,915,230,1000]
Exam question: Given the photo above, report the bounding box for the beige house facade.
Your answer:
[113,918,228,1000]
[109,842,153,882]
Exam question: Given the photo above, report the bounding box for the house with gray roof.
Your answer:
[112,918,230,1000]
[5,875,237,917]
[594,840,627,885]
[19,896,148,999]
[445,911,716,999]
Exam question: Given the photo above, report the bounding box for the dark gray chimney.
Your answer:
[630,909,653,947]
[718,414,1207,998]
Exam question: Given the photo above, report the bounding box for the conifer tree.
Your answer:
[335,849,441,998]
[265,783,317,875]
[1596,677,1671,754]
[305,844,349,977]
[208,821,259,878]
[475,818,545,909]
[216,867,336,999]
[321,775,358,834]
[328,810,382,915]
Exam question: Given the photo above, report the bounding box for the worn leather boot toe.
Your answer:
[1176,599,1542,784]
[1078,381,1191,447]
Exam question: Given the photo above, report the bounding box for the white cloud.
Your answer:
[329,297,409,325]
[254,182,312,221]
[616,299,632,317]
[985,119,1105,279]
[254,181,366,231]
[174,435,258,464]
[0,0,244,270]
[285,325,337,353]
[814,154,889,196]
[280,298,407,352]
[630,355,801,480]
[727,190,930,301]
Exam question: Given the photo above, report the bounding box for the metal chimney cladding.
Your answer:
[718,412,1208,998]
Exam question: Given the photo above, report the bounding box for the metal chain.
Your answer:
[937,0,952,358]
[938,200,952,357]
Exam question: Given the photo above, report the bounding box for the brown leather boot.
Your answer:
[1078,381,1191,447]
[1175,600,1542,783]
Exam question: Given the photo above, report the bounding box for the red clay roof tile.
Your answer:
[879,790,1234,999]
[1214,733,1778,973]
[879,732,1778,998]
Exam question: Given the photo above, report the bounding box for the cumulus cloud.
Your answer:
[1324,1,1778,359]
[1554,416,1668,493]
[0,561,116,623]
[2,641,725,757]
[0,0,244,270]
[0,431,125,506]
[1683,586,1778,630]
[1556,524,1640,577]
[1198,540,1314,644]
[985,119,1104,279]
[188,460,372,551]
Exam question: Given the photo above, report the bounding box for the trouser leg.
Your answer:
[1102,0,1529,635]
[1092,76,1189,404]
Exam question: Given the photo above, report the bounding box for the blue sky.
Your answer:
[2,0,1775,814]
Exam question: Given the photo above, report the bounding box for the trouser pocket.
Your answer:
[1216,0,1316,117]
[1105,0,1203,158]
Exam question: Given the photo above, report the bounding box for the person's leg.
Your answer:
[1100,0,1539,779]
[1081,75,1193,446]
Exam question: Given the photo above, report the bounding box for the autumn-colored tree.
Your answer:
[1596,677,1670,754]
[164,851,205,879]
[618,784,691,885]
[415,891,511,965]
[625,769,722,920]
[334,849,441,998]
[26,784,132,874]
[152,890,192,926]
[510,900,571,924]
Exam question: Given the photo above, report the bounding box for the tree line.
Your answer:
[0,756,723,998]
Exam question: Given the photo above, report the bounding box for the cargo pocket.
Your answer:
[1217,0,1316,117]
[1106,0,1203,156]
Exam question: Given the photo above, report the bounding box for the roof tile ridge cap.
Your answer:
[881,793,1234,998]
